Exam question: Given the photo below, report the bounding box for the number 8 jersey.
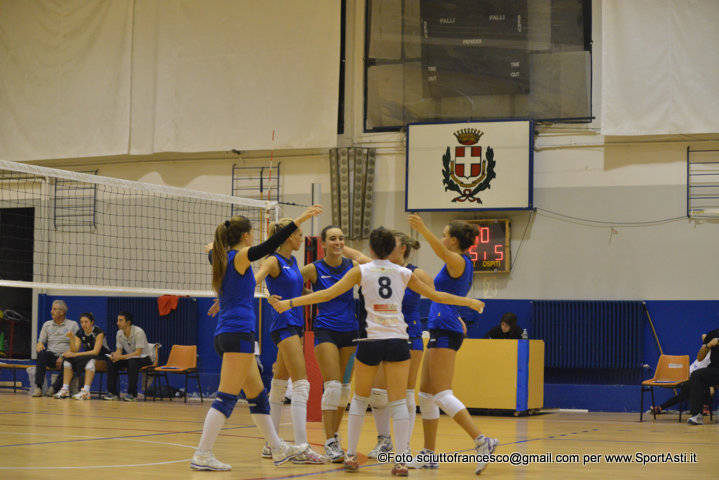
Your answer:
[359,259,412,340]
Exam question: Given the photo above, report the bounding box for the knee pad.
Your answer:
[406,389,416,411]
[418,391,440,420]
[434,389,465,418]
[388,399,409,420]
[292,379,310,406]
[211,391,239,418]
[339,383,352,407]
[247,389,271,415]
[85,359,96,372]
[63,361,71,369]
[321,380,342,411]
[269,378,289,404]
[369,388,389,409]
[348,394,370,416]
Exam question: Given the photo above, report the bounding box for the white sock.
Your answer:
[372,404,391,437]
[270,401,283,435]
[389,399,410,455]
[197,408,226,453]
[347,395,370,456]
[82,385,91,393]
[62,384,69,390]
[291,379,310,445]
[406,389,416,441]
[252,413,283,450]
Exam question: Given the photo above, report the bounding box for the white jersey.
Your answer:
[359,259,412,340]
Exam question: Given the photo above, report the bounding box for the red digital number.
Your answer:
[468,244,478,262]
[479,227,490,243]
[495,244,503,261]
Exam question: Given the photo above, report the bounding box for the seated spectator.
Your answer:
[54,312,110,400]
[484,312,523,340]
[33,300,79,397]
[103,311,153,402]
[687,327,719,425]
[648,335,713,415]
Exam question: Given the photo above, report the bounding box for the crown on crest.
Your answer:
[453,128,483,145]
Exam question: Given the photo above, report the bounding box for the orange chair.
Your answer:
[640,354,690,422]
[147,345,202,403]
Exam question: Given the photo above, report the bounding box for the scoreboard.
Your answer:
[465,219,510,273]
[420,0,529,97]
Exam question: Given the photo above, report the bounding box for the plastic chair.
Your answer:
[640,354,690,422]
[146,345,202,403]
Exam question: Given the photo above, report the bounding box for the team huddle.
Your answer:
[192,205,498,476]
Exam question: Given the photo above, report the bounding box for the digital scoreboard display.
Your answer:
[466,219,510,273]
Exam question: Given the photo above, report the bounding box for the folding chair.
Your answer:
[146,344,202,403]
[640,354,689,422]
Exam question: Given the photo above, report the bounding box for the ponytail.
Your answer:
[211,216,252,294]
[392,230,421,260]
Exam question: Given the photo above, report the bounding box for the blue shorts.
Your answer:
[270,325,304,346]
[214,332,255,355]
[427,329,464,351]
[314,328,358,348]
[408,336,424,351]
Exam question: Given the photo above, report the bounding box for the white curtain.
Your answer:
[0,0,341,161]
[602,0,719,135]
[0,0,133,161]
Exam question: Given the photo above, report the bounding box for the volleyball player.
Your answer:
[343,231,431,459]
[408,214,499,475]
[190,205,321,472]
[270,226,485,476]
[254,218,328,464]
[300,225,358,462]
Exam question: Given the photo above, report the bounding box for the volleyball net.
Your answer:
[0,160,278,297]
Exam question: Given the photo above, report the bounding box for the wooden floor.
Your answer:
[0,392,716,479]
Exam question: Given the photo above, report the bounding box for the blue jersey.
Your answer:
[312,257,357,332]
[216,250,257,335]
[265,253,304,331]
[427,255,473,333]
[403,264,422,338]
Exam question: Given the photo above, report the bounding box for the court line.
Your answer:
[0,424,255,448]
[0,409,210,424]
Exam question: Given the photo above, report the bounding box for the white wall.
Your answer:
[15,0,719,301]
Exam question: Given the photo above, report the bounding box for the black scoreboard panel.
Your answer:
[465,219,510,273]
[420,0,529,97]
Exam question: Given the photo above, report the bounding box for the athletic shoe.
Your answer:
[102,393,119,401]
[53,388,70,399]
[123,394,137,402]
[474,435,499,475]
[272,441,308,465]
[391,462,408,476]
[73,390,91,400]
[31,387,43,397]
[291,447,330,464]
[261,443,272,459]
[408,448,439,469]
[190,451,231,471]
[687,414,704,425]
[325,439,345,463]
[367,435,393,459]
[343,454,359,472]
